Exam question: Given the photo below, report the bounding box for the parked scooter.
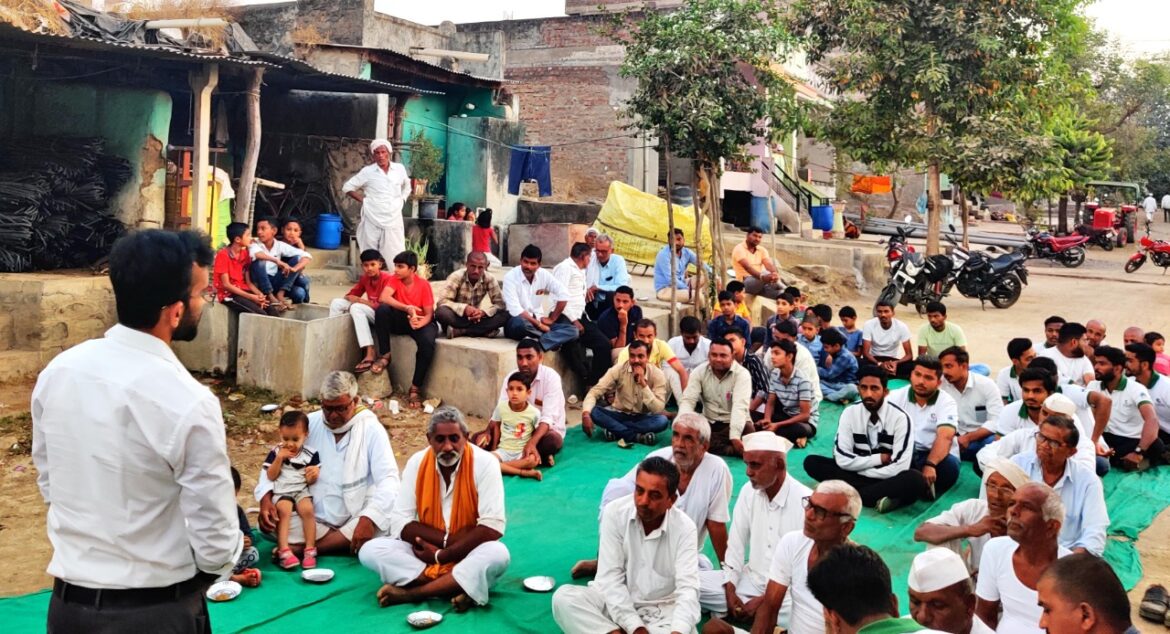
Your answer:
[1076,224,1117,251]
[1021,227,1089,268]
[1125,234,1170,273]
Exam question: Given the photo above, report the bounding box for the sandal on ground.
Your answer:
[302,548,318,569]
[1140,584,1169,621]
[408,387,423,409]
[354,358,374,374]
[277,548,300,570]
[371,355,391,375]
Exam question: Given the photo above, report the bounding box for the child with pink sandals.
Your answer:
[263,411,321,569]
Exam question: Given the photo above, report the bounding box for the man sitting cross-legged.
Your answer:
[583,340,670,447]
[678,338,753,457]
[471,339,566,467]
[571,413,732,580]
[615,318,690,405]
[434,251,508,338]
[552,457,700,634]
[697,432,810,629]
[359,406,510,613]
[804,365,927,513]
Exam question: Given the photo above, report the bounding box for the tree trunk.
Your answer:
[692,163,705,320]
[664,138,677,338]
[926,160,942,255]
[1058,194,1070,234]
[236,68,264,224]
[959,189,970,250]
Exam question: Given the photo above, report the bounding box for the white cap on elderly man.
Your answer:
[370,139,392,154]
[1042,393,1077,417]
[908,548,970,593]
[741,431,793,454]
[983,457,1031,490]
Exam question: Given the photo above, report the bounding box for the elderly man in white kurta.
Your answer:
[343,139,411,264]
[359,406,509,611]
[553,456,701,634]
[698,432,809,627]
[254,371,399,555]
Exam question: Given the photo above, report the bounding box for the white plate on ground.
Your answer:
[301,568,335,583]
[260,403,279,413]
[523,575,556,592]
[206,580,242,602]
[406,610,443,628]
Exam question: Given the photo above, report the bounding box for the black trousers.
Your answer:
[803,455,927,507]
[561,319,613,386]
[1103,431,1167,466]
[374,305,438,389]
[222,294,280,316]
[860,356,915,379]
[774,422,816,443]
[48,578,211,634]
[434,305,509,337]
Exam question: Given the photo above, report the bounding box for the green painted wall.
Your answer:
[445,116,488,209]
[402,88,508,203]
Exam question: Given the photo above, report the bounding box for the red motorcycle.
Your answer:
[1021,228,1089,268]
[1125,235,1170,273]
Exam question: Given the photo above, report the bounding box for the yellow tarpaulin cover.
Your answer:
[593,181,714,268]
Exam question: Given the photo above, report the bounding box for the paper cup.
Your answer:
[389,400,400,415]
[423,403,435,414]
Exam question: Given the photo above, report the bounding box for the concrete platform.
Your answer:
[171,302,238,375]
[236,304,361,399]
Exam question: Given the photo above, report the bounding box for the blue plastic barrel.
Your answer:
[750,196,772,231]
[811,205,834,231]
[316,213,343,250]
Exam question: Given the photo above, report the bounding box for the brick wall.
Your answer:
[564,0,683,15]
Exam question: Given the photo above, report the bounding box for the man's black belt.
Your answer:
[53,575,208,608]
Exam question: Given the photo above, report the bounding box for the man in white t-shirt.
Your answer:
[1090,345,1164,470]
[940,347,1003,463]
[1039,322,1094,386]
[669,316,712,373]
[1162,193,1170,223]
[908,548,996,634]
[888,356,961,498]
[1143,192,1158,224]
[1125,341,1170,450]
[699,433,808,629]
[736,481,861,634]
[862,300,913,378]
[571,413,732,580]
[975,483,1070,634]
[996,337,1036,403]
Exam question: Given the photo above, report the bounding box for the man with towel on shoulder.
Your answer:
[908,548,995,634]
[343,139,412,265]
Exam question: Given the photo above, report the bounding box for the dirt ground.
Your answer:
[3,220,1170,629]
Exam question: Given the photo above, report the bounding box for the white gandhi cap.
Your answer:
[741,431,793,454]
[908,548,970,593]
[1042,393,1077,417]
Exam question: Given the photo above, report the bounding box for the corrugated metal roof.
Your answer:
[249,51,443,95]
[314,42,506,85]
[0,22,273,67]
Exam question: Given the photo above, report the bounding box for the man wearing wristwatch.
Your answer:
[1090,345,1165,471]
[887,356,961,499]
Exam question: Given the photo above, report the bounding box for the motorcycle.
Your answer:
[884,225,916,264]
[1075,224,1117,251]
[1021,228,1088,268]
[875,232,1028,313]
[1125,234,1170,273]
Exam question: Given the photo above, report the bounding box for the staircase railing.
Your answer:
[760,158,829,219]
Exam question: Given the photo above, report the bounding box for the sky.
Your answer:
[378,0,1170,57]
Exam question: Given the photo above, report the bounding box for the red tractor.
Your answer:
[1081,181,1143,246]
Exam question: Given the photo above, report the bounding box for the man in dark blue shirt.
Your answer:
[597,286,642,357]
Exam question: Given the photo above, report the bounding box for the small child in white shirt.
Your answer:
[263,410,320,569]
[478,373,543,481]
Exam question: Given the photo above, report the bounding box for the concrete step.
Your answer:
[306,268,354,287]
[305,248,351,270]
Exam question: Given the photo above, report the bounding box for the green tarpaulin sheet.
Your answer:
[4,399,1169,633]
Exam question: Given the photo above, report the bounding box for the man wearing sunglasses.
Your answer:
[1009,415,1108,555]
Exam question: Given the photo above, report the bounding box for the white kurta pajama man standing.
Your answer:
[359,444,510,606]
[553,495,701,634]
[343,140,411,264]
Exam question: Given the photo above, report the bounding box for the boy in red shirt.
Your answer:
[214,222,280,316]
[328,249,392,373]
[374,251,437,408]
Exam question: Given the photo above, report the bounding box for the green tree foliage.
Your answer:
[791,0,1086,253]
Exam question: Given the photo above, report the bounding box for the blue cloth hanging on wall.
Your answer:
[508,146,552,197]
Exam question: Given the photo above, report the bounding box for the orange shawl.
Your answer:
[415,444,479,579]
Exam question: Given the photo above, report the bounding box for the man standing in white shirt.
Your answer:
[740,480,861,634]
[553,457,701,634]
[343,139,411,265]
[861,300,914,378]
[255,371,400,556]
[1143,192,1158,226]
[553,241,613,385]
[360,407,510,611]
[888,356,962,498]
[1162,192,1170,223]
[907,548,995,634]
[1040,322,1095,386]
[699,433,809,629]
[502,244,578,351]
[1091,345,1164,470]
[33,230,241,632]
[940,347,1003,462]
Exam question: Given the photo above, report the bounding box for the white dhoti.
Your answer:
[662,361,685,405]
[697,570,788,626]
[552,584,697,634]
[358,537,510,606]
[357,211,405,266]
[330,298,376,349]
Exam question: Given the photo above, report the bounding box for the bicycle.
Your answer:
[253,174,336,241]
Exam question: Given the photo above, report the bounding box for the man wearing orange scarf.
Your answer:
[359,406,509,611]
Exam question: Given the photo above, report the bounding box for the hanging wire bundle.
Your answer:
[0,137,127,273]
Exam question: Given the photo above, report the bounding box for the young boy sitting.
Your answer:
[278,219,311,302]
[263,410,320,570]
[836,305,864,359]
[797,314,824,365]
[818,327,859,402]
[810,304,834,331]
[762,292,800,348]
[374,250,438,409]
[476,372,543,480]
[214,222,281,316]
[330,249,393,374]
[249,216,312,306]
[229,466,262,588]
[707,290,752,344]
[784,286,808,321]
